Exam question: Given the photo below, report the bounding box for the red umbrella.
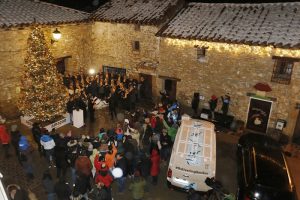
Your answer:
[254,83,272,92]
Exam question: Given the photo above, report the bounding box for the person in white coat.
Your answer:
[40,132,56,168]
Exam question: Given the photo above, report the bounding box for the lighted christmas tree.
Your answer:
[18,27,67,122]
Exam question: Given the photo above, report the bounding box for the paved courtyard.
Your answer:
[2,107,299,199]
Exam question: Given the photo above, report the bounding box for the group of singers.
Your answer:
[63,71,149,122]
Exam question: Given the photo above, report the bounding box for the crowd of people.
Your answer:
[0,72,183,200]
[63,71,152,124]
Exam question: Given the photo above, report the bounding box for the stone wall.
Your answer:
[2,20,300,137]
[91,22,160,70]
[90,22,160,94]
[0,23,92,119]
[158,38,300,137]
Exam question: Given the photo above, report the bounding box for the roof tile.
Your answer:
[91,0,184,25]
[0,0,89,28]
[157,2,300,49]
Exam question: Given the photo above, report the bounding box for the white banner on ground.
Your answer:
[20,114,70,131]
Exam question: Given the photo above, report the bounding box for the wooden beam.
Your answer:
[272,56,300,62]
[158,75,181,81]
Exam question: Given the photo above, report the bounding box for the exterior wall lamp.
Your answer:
[51,28,61,44]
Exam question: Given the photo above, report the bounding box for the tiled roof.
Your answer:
[91,0,184,25]
[0,0,89,28]
[157,2,300,49]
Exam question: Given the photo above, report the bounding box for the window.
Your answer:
[196,46,208,62]
[134,24,140,31]
[271,57,295,84]
[132,41,140,51]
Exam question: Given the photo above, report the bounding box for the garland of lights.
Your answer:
[165,38,300,58]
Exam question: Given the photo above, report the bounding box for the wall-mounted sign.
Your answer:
[246,97,273,133]
[103,66,126,75]
[275,119,286,131]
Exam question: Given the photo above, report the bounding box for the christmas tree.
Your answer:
[18,27,67,122]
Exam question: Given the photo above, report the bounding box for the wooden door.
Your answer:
[56,59,65,74]
[293,111,300,144]
[165,79,177,101]
[140,74,152,98]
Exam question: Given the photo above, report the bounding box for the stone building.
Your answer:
[89,0,184,97]
[1,0,300,140]
[156,3,300,139]
[0,0,91,118]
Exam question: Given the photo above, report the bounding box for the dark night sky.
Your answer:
[42,0,299,12]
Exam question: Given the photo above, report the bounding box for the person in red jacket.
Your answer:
[0,123,11,158]
[150,115,157,130]
[150,148,160,185]
[94,154,108,172]
[95,166,113,187]
[95,165,113,200]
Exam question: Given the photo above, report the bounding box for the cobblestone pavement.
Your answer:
[0,107,239,200]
